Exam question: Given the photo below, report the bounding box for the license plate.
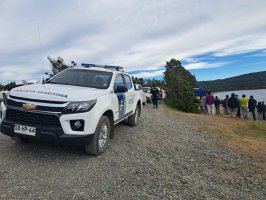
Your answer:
[14,124,36,136]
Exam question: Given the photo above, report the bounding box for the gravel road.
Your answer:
[0,103,265,200]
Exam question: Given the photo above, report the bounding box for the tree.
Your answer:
[165,58,197,87]
[46,56,75,78]
[4,81,17,91]
[0,84,4,91]
[144,78,165,88]
[139,78,145,85]
[164,58,198,113]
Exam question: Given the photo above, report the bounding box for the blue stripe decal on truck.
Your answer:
[116,93,126,119]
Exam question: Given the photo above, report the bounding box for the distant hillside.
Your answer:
[198,71,266,92]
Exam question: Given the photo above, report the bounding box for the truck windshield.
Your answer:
[47,69,112,89]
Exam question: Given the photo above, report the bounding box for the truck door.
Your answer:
[113,74,126,120]
[123,74,135,114]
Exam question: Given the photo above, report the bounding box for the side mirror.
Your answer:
[115,86,128,93]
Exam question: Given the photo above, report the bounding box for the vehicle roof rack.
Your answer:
[81,63,124,72]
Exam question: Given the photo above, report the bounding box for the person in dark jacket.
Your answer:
[257,102,263,120]
[214,96,220,114]
[262,101,266,120]
[235,95,241,118]
[223,95,229,115]
[150,85,159,108]
[248,95,257,121]
[228,93,238,118]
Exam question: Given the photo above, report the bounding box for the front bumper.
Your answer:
[0,120,94,145]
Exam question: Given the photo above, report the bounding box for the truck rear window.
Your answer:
[47,69,112,89]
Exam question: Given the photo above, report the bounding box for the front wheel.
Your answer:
[85,116,111,156]
[128,105,140,126]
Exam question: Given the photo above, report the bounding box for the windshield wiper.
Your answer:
[44,82,58,84]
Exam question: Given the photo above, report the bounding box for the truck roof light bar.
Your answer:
[81,63,124,72]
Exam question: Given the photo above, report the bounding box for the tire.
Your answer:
[128,105,140,126]
[85,116,111,156]
[142,98,146,105]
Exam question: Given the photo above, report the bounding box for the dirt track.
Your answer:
[0,103,265,199]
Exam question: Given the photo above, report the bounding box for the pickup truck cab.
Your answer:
[0,64,142,155]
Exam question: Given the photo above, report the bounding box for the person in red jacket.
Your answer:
[206,92,215,115]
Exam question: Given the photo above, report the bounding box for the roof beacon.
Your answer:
[81,63,124,72]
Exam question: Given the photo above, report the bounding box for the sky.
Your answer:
[0,0,266,84]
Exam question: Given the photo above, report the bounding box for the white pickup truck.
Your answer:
[0,64,142,155]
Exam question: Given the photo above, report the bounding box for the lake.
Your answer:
[214,89,266,102]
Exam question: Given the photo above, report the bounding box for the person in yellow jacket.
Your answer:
[240,94,249,119]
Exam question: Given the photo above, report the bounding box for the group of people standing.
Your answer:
[200,92,266,121]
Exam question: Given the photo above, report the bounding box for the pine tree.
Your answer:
[164,58,198,113]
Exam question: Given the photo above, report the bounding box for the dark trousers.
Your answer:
[263,111,266,120]
[215,106,220,114]
[237,107,241,117]
[250,110,256,121]
[152,98,158,108]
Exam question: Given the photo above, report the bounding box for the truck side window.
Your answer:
[114,74,125,91]
[124,75,132,90]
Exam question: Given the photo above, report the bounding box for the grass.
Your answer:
[198,115,266,170]
[164,104,266,170]
[233,121,266,138]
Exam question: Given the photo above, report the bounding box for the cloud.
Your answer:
[212,34,266,57]
[0,65,45,83]
[184,62,229,70]
[130,69,165,78]
[244,49,266,58]
[0,0,266,82]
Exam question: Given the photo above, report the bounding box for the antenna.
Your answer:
[37,25,44,82]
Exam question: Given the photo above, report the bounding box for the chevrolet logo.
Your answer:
[22,103,36,111]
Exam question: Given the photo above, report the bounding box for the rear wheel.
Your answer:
[85,116,111,155]
[128,105,140,126]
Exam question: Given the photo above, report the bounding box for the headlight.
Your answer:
[63,99,97,114]
[2,93,7,105]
